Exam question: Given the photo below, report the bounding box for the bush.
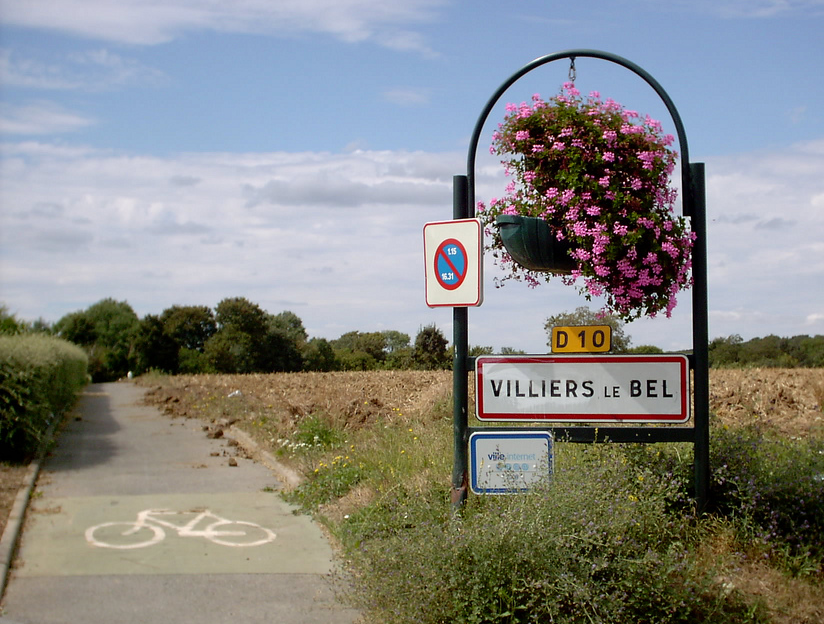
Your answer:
[710,424,824,568]
[340,445,766,624]
[0,334,88,461]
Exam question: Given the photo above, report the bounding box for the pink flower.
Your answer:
[563,82,580,97]
[572,221,589,237]
[515,130,530,141]
[661,241,679,258]
[502,203,519,215]
[602,151,615,162]
[586,282,604,297]
[639,152,657,170]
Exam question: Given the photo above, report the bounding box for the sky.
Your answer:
[1,0,823,353]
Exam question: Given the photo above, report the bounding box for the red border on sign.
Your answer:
[423,218,482,308]
[434,238,468,290]
[475,354,689,423]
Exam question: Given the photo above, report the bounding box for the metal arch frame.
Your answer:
[451,49,710,512]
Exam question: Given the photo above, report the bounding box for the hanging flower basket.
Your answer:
[478,83,696,322]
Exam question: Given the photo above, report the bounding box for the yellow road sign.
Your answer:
[551,325,612,353]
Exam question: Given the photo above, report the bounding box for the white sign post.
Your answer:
[476,354,690,423]
[469,431,553,495]
[423,218,483,307]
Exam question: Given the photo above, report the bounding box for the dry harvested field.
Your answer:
[2,368,823,536]
[139,367,824,440]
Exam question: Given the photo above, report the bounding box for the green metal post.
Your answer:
[690,163,710,512]
[451,175,470,511]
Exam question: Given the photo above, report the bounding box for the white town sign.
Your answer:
[475,354,690,423]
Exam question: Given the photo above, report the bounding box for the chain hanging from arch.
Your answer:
[568,57,577,83]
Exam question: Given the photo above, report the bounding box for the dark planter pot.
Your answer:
[495,215,576,273]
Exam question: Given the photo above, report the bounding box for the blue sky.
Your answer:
[1,0,823,352]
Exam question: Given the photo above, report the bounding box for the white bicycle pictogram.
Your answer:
[85,508,277,550]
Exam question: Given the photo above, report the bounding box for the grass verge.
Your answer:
[283,416,823,623]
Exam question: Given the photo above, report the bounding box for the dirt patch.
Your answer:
[0,463,29,536]
[139,368,824,439]
[140,370,454,449]
[709,368,824,437]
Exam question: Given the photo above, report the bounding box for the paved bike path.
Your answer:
[0,382,360,624]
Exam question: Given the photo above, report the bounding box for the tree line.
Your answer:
[708,333,824,368]
[1,299,451,381]
[4,302,822,381]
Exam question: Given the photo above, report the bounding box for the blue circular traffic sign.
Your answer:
[434,238,467,290]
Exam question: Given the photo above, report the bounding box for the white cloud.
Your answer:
[664,0,824,18]
[0,101,95,134]
[703,140,824,339]
[0,143,460,341]
[805,312,824,325]
[0,48,167,91]
[1,136,823,349]
[1,0,446,55]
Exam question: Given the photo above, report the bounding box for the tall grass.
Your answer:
[281,408,822,622]
[0,334,88,460]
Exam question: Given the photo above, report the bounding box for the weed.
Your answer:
[710,424,824,571]
[340,450,766,624]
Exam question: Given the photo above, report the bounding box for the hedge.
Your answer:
[0,334,88,461]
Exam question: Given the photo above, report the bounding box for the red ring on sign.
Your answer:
[434,238,468,290]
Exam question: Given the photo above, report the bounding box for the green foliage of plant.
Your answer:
[413,324,449,370]
[293,413,343,449]
[54,298,139,381]
[0,334,88,460]
[302,337,338,371]
[709,333,824,368]
[280,413,354,508]
[283,406,452,517]
[339,445,766,624]
[289,454,364,510]
[273,399,824,623]
[710,424,824,567]
[134,314,180,374]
